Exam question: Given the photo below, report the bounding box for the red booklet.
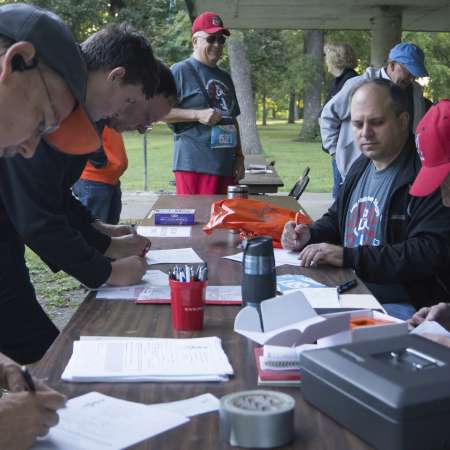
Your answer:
[254,347,302,386]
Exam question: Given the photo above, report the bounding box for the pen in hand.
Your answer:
[21,365,36,392]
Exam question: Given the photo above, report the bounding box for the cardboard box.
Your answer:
[234,291,350,346]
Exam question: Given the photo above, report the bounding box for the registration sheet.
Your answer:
[146,247,203,265]
[137,226,192,238]
[224,248,300,267]
[62,336,233,382]
[96,284,242,305]
[32,392,188,450]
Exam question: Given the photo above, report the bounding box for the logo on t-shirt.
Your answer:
[344,196,382,247]
[206,79,235,114]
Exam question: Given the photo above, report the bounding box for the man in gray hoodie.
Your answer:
[320,43,429,193]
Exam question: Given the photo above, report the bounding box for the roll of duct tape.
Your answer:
[219,390,295,448]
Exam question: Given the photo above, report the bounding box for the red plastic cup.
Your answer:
[169,279,206,331]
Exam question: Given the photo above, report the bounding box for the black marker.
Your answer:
[21,366,36,392]
[337,279,357,295]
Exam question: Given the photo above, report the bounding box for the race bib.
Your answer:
[210,124,237,149]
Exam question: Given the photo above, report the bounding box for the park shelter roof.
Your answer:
[185,0,450,32]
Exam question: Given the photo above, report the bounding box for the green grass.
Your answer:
[121,121,332,193]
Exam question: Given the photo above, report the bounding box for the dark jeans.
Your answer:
[0,227,59,364]
[383,303,417,321]
[331,157,342,199]
[73,179,122,225]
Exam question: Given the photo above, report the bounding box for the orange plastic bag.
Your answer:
[203,198,312,247]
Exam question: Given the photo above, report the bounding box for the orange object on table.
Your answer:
[350,316,394,329]
[203,198,313,247]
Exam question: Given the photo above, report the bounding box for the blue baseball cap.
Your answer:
[388,43,428,78]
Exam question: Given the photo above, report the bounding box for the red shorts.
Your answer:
[174,171,234,195]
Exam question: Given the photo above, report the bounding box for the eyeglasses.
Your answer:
[202,34,226,45]
[36,65,60,136]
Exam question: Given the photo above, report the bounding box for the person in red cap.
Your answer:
[408,100,450,343]
[164,11,245,195]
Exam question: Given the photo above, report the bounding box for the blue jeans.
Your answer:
[73,180,122,225]
[331,157,342,199]
[383,303,416,321]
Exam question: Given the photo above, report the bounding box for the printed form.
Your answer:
[32,392,188,450]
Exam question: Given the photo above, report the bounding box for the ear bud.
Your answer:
[11,55,38,72]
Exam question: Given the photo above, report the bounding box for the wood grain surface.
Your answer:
[32,195,373,450]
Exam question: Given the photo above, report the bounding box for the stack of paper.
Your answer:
[62,336,233,382]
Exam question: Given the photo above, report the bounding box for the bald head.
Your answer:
[350,80,410,170]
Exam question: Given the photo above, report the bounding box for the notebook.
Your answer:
[254,347,301,387]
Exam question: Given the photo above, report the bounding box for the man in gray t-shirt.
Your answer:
[281,79,450,319]
[344,150,406,248]
[164,11,244,195]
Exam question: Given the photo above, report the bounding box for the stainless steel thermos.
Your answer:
[241,236,276,308]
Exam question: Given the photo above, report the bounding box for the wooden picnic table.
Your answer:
[240,154,284,194]
[32,194,373,450]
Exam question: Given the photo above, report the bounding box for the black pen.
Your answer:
[337,279,357,295]
[21,366,36,392]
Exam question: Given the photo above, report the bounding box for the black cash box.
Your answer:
[300,334,450,450]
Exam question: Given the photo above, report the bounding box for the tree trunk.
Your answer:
[298,30,324,141]
[262,91,267,126]
[288,88,296,123]
[228,31,262,154]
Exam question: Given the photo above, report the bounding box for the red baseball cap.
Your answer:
[192,11,230,36]
[410,99,450,197]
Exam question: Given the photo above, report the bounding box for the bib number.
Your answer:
[211,124,237,149]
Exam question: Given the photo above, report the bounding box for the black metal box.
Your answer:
[300,334,450,450]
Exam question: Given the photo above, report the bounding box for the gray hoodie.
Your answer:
[319,66,426,179]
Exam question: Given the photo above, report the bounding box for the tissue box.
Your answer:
[154,209,195,225]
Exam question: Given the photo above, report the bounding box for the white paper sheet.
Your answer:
[224,248,300,267]
[339,294,384,311]
[62,337,233,382]
[148,393,220,417]
[32,392,188,450]
[301,288,340,308]
[96,284,241,304]
[137,226,192,238]
[411,321,450,338]
[146,247,203,265]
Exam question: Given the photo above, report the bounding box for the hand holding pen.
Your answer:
[0,361,67,449]
[281,215,311,252]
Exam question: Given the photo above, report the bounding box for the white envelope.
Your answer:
[234,291,350,346]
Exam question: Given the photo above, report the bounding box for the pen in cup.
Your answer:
[21,366,36,392]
